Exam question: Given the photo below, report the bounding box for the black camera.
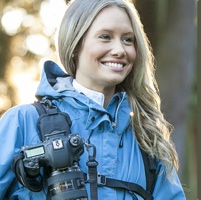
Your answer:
[18,131,88,200]
[12,101,90,200]
[21,131,84,176]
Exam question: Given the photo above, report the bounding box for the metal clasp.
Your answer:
[97,174,106,186]
[85,142,98,167]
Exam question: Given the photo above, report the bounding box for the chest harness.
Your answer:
[11,99,158,200]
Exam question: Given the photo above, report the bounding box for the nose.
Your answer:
[110,40,126,58]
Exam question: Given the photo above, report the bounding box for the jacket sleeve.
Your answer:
[0,104,39,200]
[153,161,186,199]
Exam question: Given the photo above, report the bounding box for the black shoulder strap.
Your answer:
[32,99,59,115]
[32,99,72,141]
[87,149,157,200]
[140,149,157,194]
[96,175,153,200]
[33,101,49,115]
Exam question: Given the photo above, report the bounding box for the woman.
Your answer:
[0,0,186,199]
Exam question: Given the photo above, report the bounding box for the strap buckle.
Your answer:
[84,173,106,186]
[97,174,106,186]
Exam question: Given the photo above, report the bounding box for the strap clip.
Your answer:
[97,174,106,186]
[85,142,98,167]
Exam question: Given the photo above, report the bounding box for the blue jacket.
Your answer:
[0,61,186,200]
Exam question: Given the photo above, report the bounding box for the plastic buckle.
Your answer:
[84,173,90,183]
[97,174,106,186]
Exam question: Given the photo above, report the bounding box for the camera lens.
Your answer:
[47,169,88,200]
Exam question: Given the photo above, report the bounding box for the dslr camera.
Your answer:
[12,100,89,200]
[14,131,88,200]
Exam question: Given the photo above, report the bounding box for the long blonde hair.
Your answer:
[58,0,178,174]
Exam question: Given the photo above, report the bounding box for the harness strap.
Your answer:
[140,149,157,194]
[32,101,48,115]
[104,177,153,200]
[84,173,153,200]
[33,99,59,115]
[86,143,99,200]
[88,164,98,200]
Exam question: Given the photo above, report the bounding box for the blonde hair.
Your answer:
[58,0,178,175]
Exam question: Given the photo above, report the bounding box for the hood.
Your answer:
[35,60,74,99]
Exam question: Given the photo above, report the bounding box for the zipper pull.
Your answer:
[112,122,117,128]
[119,135,123,148]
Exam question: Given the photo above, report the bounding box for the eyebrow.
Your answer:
[95,28,134,35]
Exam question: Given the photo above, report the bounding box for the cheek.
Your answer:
[77,47,99,74]
[89,44,107,58]
[128,48,137,64]
[80,43,101,61]
[125,44,136,60]
[126,64,134,76]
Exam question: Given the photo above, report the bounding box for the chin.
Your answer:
[106,80,123,87]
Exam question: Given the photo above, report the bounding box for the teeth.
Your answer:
[104,62,124,68]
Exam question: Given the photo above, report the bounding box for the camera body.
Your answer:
[12,102,89,199]
[20,131,88,200]
[21,131,85,178]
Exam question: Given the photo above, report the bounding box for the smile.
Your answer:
[103,62,124,68]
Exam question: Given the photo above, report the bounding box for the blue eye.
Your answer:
[99,34,111,40]
[122,37,134,44]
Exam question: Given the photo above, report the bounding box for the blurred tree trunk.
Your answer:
[136,0,196,169]
[0,1,17,114]
[134,0,157,51]
[0,1,10,79]
[155,0,196,173]
[155,1,197,197]
[135,1,197,198]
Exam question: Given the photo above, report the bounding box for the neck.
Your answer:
[73,79,115,108]
[102,89,115,108]
[87,85,115,108]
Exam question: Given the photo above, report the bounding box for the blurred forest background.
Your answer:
[0,0,197,199]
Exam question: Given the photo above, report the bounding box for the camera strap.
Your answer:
[86,143,99,200]
[84,148,157,200]
[33,99,72,141]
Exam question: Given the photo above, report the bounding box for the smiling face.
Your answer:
[75,6,136,93]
